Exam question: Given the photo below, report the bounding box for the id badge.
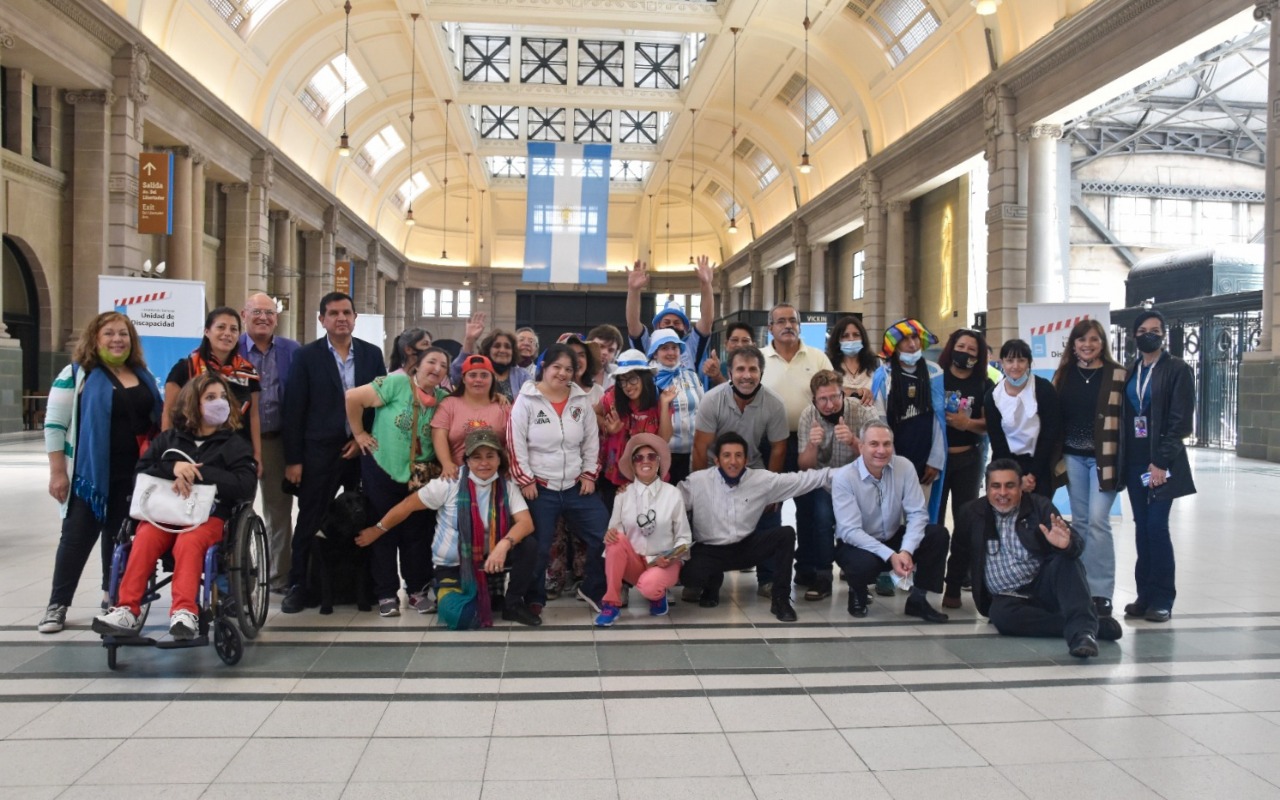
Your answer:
[907,384,917,400]
[1134,415,1148,438]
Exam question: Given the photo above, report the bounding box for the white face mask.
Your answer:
[202,398,231,426]
[468,471,499,488]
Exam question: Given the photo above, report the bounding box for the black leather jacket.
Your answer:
[1122,351,1196,501]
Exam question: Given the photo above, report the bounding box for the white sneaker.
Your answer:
[169,609,198,641]
[92,606,140,636]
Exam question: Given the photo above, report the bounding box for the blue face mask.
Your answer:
[840,340,864,357]
[898,350,923,366]
[1006,372,1030,388]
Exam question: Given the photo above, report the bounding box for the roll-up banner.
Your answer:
[99,276,206,389]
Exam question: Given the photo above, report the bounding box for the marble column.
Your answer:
[761,267,776,309]
[221,183,251,307]
[884,200,908,324]
[1025,124,1064,303]
[64,90,113,346]
[301,230,324,341]
[191,152,206,285]
[365,240,381,314]
[108,45,149,275]
[860,172,886,338]
[749,249,764,310]
[718,268,733,317]
[248,151,272,301]
[1239,1,1280,462]
[810,244,828,312]
[983,84,1027,347]
[166,147,193,280]
[270,210,296,338]
[792,218,810,309]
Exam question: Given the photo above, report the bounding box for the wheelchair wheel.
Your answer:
[229,511,270,639]
[213,617,243,666]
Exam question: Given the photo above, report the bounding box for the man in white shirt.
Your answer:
[831,419,951,622]
[679,432,832,622]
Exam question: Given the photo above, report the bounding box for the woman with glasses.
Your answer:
[594,434,691,627]
[595,349,675,514]
[985,339,1062,500]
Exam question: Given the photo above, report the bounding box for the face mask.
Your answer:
[468,470,499,487]
[898,350,923,366]
[731,382,762,401]
[98,346,129,368]
[202,398,231,426]
[820,409,844,426]
[840,341,863,357]
[1006,373,1030,388]
[952,353,977,371]
[1136,332,1163,354]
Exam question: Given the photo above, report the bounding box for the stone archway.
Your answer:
[2,234,51,399]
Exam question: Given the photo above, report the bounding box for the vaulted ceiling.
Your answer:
[107,0,1099,270]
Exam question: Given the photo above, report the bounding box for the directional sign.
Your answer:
[335,260,352,298]
[138,152,173,235]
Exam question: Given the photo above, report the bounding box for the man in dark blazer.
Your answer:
[280,292,386,613]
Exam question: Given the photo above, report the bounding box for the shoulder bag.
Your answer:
[129,448,217,533]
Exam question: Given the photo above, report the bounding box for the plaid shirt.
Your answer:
[984,509,1042,596]
[798,398,881,469]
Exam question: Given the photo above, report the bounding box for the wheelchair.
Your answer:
[99,502,271,669]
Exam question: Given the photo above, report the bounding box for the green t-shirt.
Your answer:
[369,373,445,484]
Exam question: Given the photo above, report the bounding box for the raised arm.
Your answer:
[625,260,649,339]
[693,255,715,337]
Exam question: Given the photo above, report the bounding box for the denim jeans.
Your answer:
[794,488,835,584]
[525,484,607,606]
[1065,455,1117,600]
[1125,463,1176,610]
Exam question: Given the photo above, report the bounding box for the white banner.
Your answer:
[316,313,385,349]
[1017,302,1111,377]
[99,276,206,387]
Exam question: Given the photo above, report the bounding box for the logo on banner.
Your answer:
[113,292,176,330]
[1030,315,1089,360]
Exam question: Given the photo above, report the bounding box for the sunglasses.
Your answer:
[631,452,659,463]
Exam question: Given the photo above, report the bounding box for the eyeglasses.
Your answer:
[771,317,799,326]
[246,309,277,318]
[617,374,642,386]
[631,452,659,463]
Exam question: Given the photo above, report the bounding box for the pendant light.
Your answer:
[441,98,451,259]
[798,1,812,174]
[728,27,740,234]
[405,12,418,225]
[689,108,696,265]
[338,0,353,156]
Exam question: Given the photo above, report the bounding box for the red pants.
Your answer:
[117,518,224,615]
[602,536,681,606]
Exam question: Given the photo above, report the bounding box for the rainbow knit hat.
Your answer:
[881,318,937,359]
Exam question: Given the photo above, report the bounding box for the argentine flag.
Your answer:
[523,141,611,284]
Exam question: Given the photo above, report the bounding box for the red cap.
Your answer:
[461,354,495,374]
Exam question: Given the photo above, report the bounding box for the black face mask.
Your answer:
[1135,332,1164,354]
[732,382,762,401]
[820,408,844,426]
[952,353,977,371]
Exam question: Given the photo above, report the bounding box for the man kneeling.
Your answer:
[957,458,1122,657]
[679,432,831,622]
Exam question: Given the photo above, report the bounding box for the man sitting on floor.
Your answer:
[679,432,831,622]
[831,419,952,623]
[956,458,1123,658]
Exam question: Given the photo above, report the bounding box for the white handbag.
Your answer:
[129,448,217,534]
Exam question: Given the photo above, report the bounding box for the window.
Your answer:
[527,107,566,142]
[851,250,865,299]
[1111,196,1152,245]
[352,125,404,175]
[298,54,368,123]
[635,42,681,89]
[619,110,666,145]
[846,0,941,67]
[477,105,519,140]
[574,109,612,143]
[610,160,652,182]
[1154,198,1195,246]
[704,180,742,219]
[1199,201,1238,243]
[422,288,437,317]
[456,289,473,318]
[422,287,470,317]
[521,38,568,85]
[462,35,510,83]
[206,0,286,36]
[486,156,527,179]
[777,73,839,143]
[578,41,624,87]
[440,289,455,317]
[394,171,430,209]
[735,138,779,190]
[684,32,707,83]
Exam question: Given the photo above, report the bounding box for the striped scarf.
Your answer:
[1053,364,1126,492]
[452,469,511,629]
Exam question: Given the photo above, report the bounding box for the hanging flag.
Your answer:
[523,141,611,284]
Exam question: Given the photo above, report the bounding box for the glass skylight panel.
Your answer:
[298,54,367,122]
[395,171,430,209]
[355,125,404,175]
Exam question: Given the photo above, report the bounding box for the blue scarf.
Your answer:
[654,365,683,390]
[72,366,162,522]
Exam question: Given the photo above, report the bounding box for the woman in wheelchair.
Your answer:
[94,372,257,640]
[357,427,541,629]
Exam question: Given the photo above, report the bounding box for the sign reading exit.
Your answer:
[138,152,174,235]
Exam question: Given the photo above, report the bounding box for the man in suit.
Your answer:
[281,292,386,613]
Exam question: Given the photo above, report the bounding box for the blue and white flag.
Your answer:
[523,141,611,284]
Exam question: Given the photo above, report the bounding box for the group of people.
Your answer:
[37,259,1195,658]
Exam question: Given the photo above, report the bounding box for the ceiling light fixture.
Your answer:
[338,0,353,157]
[664,159,672,267]
[972,0,1001,15]
[728,27,740,235]
[441,98,451,259]
[798,1,811,175]
[689,108,696,265]
[465,152,472,263]
[405,12,418,226]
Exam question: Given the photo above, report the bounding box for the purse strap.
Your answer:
[140,447,209,534]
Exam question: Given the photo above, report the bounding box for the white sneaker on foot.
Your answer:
[169,609,198,640]
[93,606,140,636]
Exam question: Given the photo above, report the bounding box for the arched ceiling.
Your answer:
[108,0,1099,270]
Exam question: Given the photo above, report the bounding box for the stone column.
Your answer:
[860,172,886,337]
[301,230,324,341]
[983,84,1027,347]
[2,67,32,157]
[191,151,206,284]
[884,200,908,324]
[810,244,827,312]
[221,183,251,307]
[1240,1,1280,462]
[270,210,296,336]
[65,90,113,346]
[749,249,764,310]
[718,267,733,317]
[34,85,61,168]
[761,267,776,309]
[166,147,193,280]
[1025,124,1064,303]
[365,240,382,313]
[322,205,338,295]
[385,274,406,356]
[792,218,810,309]
[108,45,150,275]
[248,150,272,298]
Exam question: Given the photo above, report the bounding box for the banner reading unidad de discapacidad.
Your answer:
[99,276,206,389]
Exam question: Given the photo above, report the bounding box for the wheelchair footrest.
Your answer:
[155,636,209,650]
[101,634,157,647]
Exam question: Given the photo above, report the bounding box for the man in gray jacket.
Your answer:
[679,431,831,622]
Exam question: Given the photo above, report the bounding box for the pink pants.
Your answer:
[117,519,224,615]
[602,536,681,606]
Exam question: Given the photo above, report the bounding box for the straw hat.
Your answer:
[617,432,672,482]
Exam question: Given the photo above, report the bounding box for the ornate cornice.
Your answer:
[1022,124,1063,141]
[0,27,16,49]
[985,203,1027,225]
[64,89,114,106]
[220,182,249,194]
[1007,0,1164,95]
[0,150,67,191]
[46,0,125,50]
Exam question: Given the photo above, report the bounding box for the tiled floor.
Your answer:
[2,437,1280,799]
